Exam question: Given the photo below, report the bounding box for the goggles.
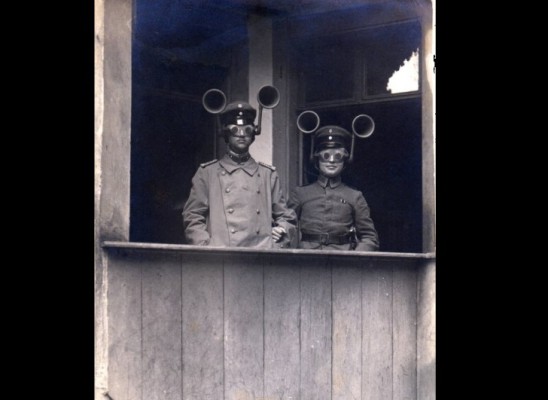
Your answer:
[316,149,348,163]
[226,124,255,136]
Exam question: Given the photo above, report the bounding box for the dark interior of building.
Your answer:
[130,0,425,252]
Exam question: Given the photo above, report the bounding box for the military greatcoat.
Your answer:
[183,154,297,248]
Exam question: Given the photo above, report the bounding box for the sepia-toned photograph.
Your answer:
[95,0,435,398]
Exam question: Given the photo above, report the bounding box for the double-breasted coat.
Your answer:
[183,154,297,248]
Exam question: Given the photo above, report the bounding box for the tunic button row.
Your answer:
[228,208,234,214]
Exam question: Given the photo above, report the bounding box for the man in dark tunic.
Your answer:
[288,126,379,251]
[183,101,296,248]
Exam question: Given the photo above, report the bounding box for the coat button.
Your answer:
[230,228,235,233]
[226,188,231,193]
[257,188,260,193]
[221,171,226,175]
[256,229,260,234]
[228,208,234,213]
[256,209,260,214]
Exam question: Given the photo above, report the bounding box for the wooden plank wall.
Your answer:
[107,249,422,400]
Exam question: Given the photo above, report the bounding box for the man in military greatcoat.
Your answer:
[183,101,297,248]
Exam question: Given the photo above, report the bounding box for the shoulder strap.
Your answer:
[200,159,218,168]
[258,161,276,171]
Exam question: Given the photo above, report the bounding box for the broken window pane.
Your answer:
[386,50,419,94]
[363,20,421,97]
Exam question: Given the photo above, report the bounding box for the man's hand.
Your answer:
[271,226,286,242]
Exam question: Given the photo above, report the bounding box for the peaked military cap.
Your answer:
[314,125,352,151]
[220,101,257,126]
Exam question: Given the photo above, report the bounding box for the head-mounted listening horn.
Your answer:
[255,85,280,135]
[296,110,321,162]
[352,114,375,138]
[202,88,227,114]
[348,114,375,163]
[296,110,320,134]
[202,88,228,138]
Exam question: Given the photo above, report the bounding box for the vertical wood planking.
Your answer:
[224,254,264,400]
[107,251,142,400]
[393,261,418,400]
[362,261,393,400]
[141,252,183,400]
[105,246,426,400]
[300,259,332,400]
[181,254,224,399]
[264,259,301,399]
[417,260,436,400]
[332,259,363,400]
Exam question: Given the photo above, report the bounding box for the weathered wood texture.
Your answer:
[362,263,393,400]
[224,255,265,400]
[332,260,363,400]
[417,259,436,400]
[107,251,142,400]
[300,259,332,400]
[393,261,418,400]
[98,0,132,242]
[106,248,430,399]
[182,255,224,399]
[142,253,182,400]
[264,259,301,399]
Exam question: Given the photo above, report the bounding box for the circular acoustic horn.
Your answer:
[352,114,375,138]
[296,110,320,134]
[257,85,280,109]
[202,89,227,114]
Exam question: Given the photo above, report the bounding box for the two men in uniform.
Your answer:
[183,94,379,251]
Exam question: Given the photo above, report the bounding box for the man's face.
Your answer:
[226,124,255,154]
[317,148,347,178]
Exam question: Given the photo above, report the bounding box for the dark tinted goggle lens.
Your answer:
[228,125,254,136]
[319,150,345,161]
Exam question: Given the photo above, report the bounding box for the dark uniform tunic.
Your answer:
[288,175,379,251]
[183,154,297,248]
